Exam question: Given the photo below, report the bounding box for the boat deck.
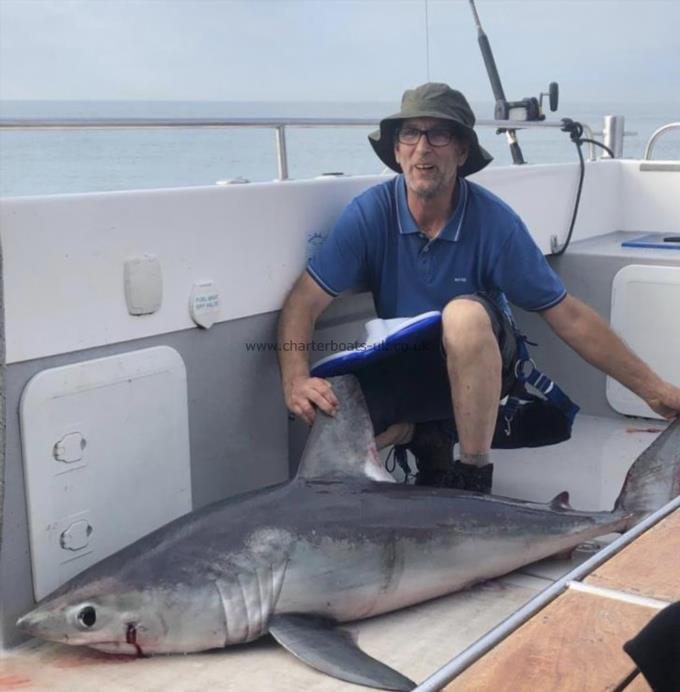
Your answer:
[444,509,680,692]
[0,415,667,691]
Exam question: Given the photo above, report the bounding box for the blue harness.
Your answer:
[500,332,579,443]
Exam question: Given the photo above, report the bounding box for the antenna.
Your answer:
[424,0,431,81]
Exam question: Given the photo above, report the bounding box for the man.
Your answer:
[278,82,680,492]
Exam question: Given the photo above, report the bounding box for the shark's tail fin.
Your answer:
[296,375,395,483]
[615,418,680,522]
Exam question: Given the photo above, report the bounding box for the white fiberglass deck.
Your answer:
[0,415,662,691]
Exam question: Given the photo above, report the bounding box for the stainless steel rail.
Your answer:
[0,116,598,179]
[643,122,680,160]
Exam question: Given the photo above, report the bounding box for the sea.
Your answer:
[1,100,679,198]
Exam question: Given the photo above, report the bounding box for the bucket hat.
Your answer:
[368,83,493,177]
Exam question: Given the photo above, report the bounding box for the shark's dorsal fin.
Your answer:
[550,491,572,511]
[296,375,395,483]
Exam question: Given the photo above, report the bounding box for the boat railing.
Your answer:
[0,116,603,180]
[643,122,680,160]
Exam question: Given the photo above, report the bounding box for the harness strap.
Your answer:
[502,334,579,436]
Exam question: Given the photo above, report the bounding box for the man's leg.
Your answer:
[357,341,453,470]
[375,422,414,449]
[358,297,515,490]
[441,297,502,465]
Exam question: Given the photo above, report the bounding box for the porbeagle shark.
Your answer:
[17,375,680,690]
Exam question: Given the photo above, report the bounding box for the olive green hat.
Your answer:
[368,82,493,177]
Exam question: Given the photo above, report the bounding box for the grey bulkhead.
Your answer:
[0,283,372,650]
[0,312,289,648]
[0,166,376,650]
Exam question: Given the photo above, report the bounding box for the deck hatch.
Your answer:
[607,264,680,418]
[19,346,192,600]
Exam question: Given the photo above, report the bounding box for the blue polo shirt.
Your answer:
[307,175,566,319]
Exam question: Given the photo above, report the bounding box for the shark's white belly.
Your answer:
[275,532,521,622]
[274,518,622,623]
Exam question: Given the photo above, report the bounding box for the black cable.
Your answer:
[551,118,615,256]
[580,137,615,158]
[384,446,396,473]
[610,668,641,692]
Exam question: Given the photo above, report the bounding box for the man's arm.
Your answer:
[541,294,680,419]
[278,271,338,425]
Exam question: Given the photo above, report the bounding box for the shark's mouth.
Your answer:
[88,641,141,656]
[126,622,145,657]
[87,624,145,657]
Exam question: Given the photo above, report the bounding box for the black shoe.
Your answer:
[407,420,454,472]
[415,461,494,493]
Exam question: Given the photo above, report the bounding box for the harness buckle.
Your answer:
[514,357,536,380]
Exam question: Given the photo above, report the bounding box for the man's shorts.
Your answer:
[356,294,518,436]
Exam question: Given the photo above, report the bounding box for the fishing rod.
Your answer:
[466,0,616,256]
[468,0,559,165]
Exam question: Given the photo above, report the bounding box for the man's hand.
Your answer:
[643,381,680,420]
[285,375,339,425]
[278,272,336,425]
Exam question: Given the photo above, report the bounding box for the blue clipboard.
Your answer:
[311,311,442,378]
[621,232,680,250]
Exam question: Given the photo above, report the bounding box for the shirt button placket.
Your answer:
[420,240,434,282]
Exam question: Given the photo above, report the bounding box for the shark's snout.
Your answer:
[16,606,65,641]
[17,611,32,628]
[16,610,40,636]
[16,606,80,646]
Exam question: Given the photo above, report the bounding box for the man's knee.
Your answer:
[441,297,498,355]
[442,297,500,368]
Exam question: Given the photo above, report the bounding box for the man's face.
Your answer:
[394,117,469,201]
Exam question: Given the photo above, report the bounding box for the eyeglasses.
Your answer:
[397,127,457,147]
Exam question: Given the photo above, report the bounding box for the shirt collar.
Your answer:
[395,175,469,242]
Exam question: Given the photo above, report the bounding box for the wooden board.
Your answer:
[443,589,657,692]
[586,510,680,602]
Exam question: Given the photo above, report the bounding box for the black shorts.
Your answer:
[356,294,518,436]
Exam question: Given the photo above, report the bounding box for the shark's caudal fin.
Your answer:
[615,418,680,521]
[296,375,395,483]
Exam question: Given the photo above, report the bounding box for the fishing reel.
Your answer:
[494,82,559,122]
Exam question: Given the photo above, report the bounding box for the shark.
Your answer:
[17,375,680,690]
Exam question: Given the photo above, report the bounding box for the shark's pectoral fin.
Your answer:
[268,613,415,691]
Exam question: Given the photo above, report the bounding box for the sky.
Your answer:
[1,0,679,104]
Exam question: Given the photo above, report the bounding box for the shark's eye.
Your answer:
[77,606,97,629]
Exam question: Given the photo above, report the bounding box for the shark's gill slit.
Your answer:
[236,573,253,641]
[214,581,231,646]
